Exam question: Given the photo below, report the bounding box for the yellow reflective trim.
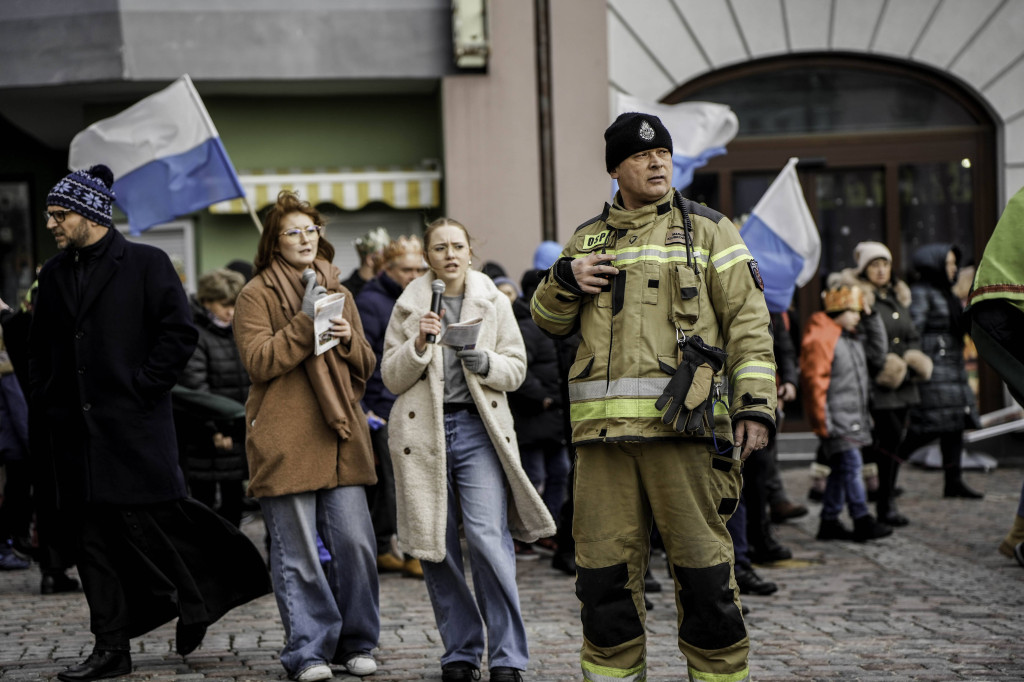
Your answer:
[688,665,749,682]
[715,253,752,273]
[530,297,576,324]
[710,243,748,262]
[714,400,729,416]
[581,658,646,681]
[570,398,664,421]
[731,361,776,375]
[572,243,709,258]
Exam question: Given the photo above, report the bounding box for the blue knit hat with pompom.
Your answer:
[47,164,117,228]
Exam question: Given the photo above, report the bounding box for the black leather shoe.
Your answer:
[748,542,793,564]
[57,650,131,681]
[490,667,523,682]
[441,661,480,681]
[176,620,208,656]
[734,564,777,596]
[41,573,80,595]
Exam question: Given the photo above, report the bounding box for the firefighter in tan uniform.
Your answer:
[531,113,776,682]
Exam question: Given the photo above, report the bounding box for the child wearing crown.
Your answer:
[800,280,894,542]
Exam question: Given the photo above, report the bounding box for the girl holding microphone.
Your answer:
[382,218,554,682]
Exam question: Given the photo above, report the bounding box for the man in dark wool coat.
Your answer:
[29,165,271,682]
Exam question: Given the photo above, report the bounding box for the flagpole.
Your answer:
[243,196,263,234]
[182,73,254,230]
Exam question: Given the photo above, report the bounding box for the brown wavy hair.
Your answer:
[253,190,335,274]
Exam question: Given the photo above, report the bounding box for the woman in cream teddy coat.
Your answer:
[382,218,554,682]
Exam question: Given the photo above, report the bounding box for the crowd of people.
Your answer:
[0,113,1022,682]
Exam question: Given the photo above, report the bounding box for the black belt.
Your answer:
[443,402,478,415]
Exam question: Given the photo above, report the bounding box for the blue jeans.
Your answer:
[260,487,380,677]
[520,441,571,520]
[821,448,870,521]
[421,410,529,671]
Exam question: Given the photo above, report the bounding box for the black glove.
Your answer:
[654,335,727,435]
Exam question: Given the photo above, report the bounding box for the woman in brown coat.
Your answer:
[234,191,379,682]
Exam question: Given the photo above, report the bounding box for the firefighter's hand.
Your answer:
[571,252,619,295]
[734,420,770,461]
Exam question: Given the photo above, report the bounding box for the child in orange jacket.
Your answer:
[800,283,892,542]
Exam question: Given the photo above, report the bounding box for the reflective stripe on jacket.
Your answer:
[531,190,776,445]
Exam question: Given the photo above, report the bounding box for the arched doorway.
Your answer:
[665,55,1000,418]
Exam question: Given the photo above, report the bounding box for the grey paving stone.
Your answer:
[2,465,1023,679]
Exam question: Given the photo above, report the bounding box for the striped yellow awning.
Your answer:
[209,163,442,214]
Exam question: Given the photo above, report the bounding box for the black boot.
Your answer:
[816,518,853,541]
[57,649,132,682]
[853,514,893,543]
[942,446,983,498]
[944,477,983,499]
[879,501,910,527]
[175,620,208,656]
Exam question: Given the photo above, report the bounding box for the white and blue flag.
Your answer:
[614,94,738,190]
[68,74,244,234]
[740,157,821,313]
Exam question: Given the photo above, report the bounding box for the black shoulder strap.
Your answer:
[673,191,698,275]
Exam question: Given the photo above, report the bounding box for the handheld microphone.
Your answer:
[426,279,445,343]
[301,268,316,286]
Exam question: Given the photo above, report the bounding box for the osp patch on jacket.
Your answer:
[580,231,611,252]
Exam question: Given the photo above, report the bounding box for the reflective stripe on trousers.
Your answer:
[582,659,646,681]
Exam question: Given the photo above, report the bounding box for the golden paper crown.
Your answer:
[823,285,864,313]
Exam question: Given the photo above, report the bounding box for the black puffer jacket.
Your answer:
[181,297,250,404]
[509,291,565,448]
[177,296,250,481]
[906,244,979,435]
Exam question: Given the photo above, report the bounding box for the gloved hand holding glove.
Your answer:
[457,349,490,376]
[654,335,728,435]
[301,268,328,318]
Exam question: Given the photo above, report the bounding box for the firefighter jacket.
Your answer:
[531,190,776,446]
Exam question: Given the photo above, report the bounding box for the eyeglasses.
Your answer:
[44,209,72,224]
[279,225,323,242]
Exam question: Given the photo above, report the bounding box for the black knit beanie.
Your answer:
[47,164,117,228]
[604,112,673,172]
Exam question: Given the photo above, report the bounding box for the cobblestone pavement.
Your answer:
[2,463,1023,680]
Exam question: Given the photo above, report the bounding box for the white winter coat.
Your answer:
[382,271,556,562]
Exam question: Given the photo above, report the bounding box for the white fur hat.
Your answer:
[854,241,892,274]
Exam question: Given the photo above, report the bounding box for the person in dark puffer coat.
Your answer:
[839,242,934,527]
[900,243,983,499]
[509,269,570,525]
[178,269,251,526]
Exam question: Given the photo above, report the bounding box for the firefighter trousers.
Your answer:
[573,440,749,682]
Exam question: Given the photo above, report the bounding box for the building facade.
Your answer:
[607,0,1024,413]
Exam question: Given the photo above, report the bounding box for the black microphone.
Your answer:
[426,279,445,343]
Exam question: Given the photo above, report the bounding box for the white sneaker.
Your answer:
[343,654,377,677]
[295,663,333,681]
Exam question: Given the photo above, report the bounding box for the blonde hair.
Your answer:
[380,235,424,268]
